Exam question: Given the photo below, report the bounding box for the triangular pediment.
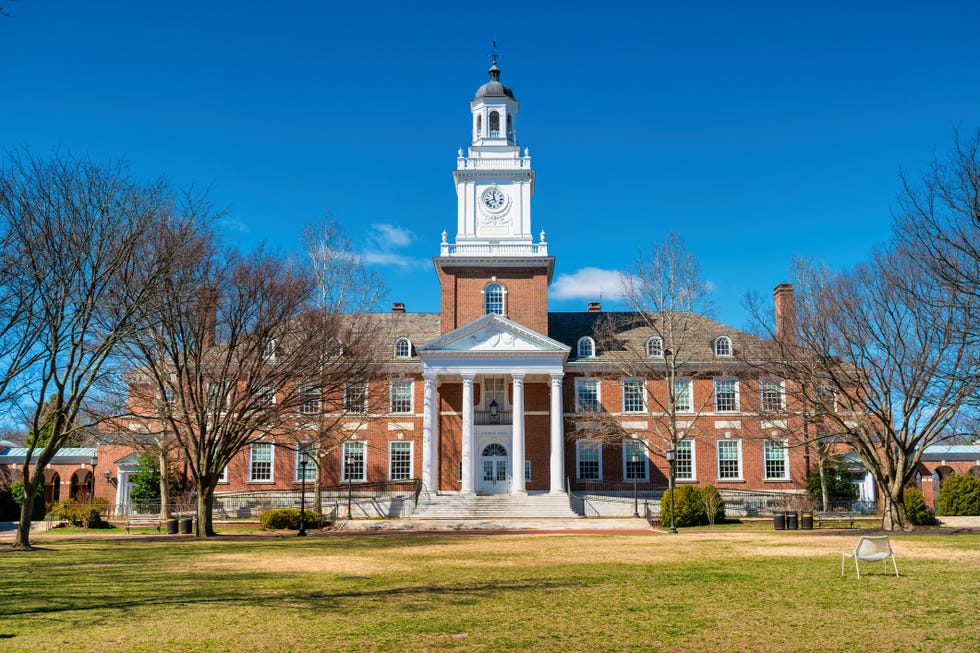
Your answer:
[418,314,570,355]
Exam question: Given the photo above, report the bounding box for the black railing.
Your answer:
[474,410,513,425]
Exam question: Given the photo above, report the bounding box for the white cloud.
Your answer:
[219,216,248,234]
[361,251,429,269]
[369,223,414,249]
[550,267,627,300]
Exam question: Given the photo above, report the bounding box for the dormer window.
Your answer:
[484,282,504,315]
[263,339,277,361]
[646,336,663,358]
[714,336,732,357]
[577,336,596,359]
[394,337,412,359]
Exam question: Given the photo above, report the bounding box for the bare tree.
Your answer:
[286,220,386,514]
[0,151,188,549]
[575,233,727,529]
[754,253,979,530]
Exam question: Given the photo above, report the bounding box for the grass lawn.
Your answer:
[1,527,978,652]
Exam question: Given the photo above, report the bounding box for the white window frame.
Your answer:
[263,339,277,361]
[623,439,649,482]
[524,460,531,482]
[645,336,663,358]
[343,380,368,414]
[393,337,412,359]
[576,439,602,480]
[342,440,367,482]
[575,378,601,413]
[621,378,646,414]
[388,441,413,481]
[714,335,732,357]
[299,383,321,415]
[760,378,785,412]
[716,439,743,481]
[714,377,739,413]
[207,381,230,409]
[389,379,413,414]
[673,378,693,413]
[763,439,790,481]
[256,384,276,406]
[674,439,695,481]
[484,282,505,315]
[248,442,274,483]
[294,446,316,482]
[577,336,595,359]
[217,465,229,483]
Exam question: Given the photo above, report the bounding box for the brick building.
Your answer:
[5,61,815,517]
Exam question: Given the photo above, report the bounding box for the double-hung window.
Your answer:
[761,379,785,412]
[343,441,367,482]
[714,378,739,413]
[674,439,694,481]
[294,447,316,482]
[576,440,601,480]
[389,380,413,414]
[764,439,789,480]
[389,441,412,481]
[717,439,742,480]
[622,379,645,414]
[299,384,321,415]
[249,442,274,482]
[673,378,692,413]
[344,380,367,413]
[575,378,600,413]
[623,439,648,481]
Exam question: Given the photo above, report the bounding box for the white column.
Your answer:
[511,373,526,495]
[115,471,127,515]
[461,374,475,494]
[549,373,565,494]
[421,373,437,493]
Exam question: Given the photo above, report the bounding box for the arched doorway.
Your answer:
[933,465,954,506]
[479,443,509,494]
[70,470,92,502]
[44,471,61,504]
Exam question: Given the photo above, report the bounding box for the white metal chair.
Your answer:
[842,536,900,578]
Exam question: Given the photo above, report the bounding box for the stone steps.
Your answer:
[412,493,582,519]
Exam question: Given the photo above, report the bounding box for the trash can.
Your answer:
[179,517,193,534]
[166,518,178,534]
[801,512,814,530]
[786,511,799,530]
[773,512,786,530]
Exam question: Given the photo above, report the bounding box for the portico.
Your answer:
[417,314,569,496]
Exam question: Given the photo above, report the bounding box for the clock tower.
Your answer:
[436,58,554,334]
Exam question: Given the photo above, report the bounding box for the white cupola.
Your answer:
[470,56,519,147]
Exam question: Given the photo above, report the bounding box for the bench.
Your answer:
[125,517,162,534]
[814,511,858,528]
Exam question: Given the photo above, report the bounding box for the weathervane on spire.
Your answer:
[490,40,499,66]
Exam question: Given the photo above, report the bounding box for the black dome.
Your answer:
[474,63,515,100]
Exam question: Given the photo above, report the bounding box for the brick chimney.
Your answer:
[391,302,405,313]
[773,283,795,344]
[587,301,601,313]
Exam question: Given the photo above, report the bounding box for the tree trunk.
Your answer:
[158,450,170,521]
[12,467,40,550]
[880,488,910,531]
[195,482,217,537]
[818,457,830,512]
[313,457,323,517]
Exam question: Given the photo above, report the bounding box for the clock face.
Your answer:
[481,187,506,211]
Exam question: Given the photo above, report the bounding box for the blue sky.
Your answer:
[3,1,979,328]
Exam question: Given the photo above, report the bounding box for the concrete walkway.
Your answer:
[339,517,655,533]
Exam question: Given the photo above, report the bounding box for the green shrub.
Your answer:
[935,473,980,516]
[660,486,707,527]
[260,508,326,530]
[53,497,113,528]
[904,487,933,526]
[8,479,46,520]
[701,485,726,525]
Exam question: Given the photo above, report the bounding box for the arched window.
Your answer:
[506,114,513,138]
[646,336,663,358]
[578,336,595,359]
[263,339,277,361]
[484,282,504,315]
[489,111,500,136]
[476,115,482,137]
[482,443,507,457]
[714,336,732,357]
[393,337,412,358]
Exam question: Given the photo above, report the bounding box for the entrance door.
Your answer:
[479,443,509,494]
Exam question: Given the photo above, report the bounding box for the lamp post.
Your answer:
[298,448,309,536]
[89,455,98,502]
[631,451,640,518]
[665,447,678,534]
